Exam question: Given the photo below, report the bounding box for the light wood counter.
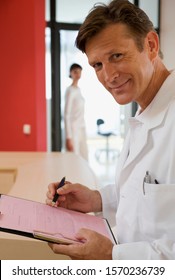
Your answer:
[0,152,98,259]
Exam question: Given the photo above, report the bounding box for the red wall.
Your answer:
[0,0,46,151]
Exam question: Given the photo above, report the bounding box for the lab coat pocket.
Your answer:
[140,182,175,241]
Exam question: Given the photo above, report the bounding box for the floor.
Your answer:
[87,135,124,188]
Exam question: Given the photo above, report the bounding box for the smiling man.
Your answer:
[47,0,175,259]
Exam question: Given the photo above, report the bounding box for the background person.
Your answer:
[64,63,88,161]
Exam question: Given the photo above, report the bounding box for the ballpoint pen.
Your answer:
[143,171,151,194]
[52,176,66,205]
[144,171,151,183]
[155,179,159,184]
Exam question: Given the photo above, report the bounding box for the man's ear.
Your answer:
[146,31,159,60]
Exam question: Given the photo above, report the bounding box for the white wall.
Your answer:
[160,0,175,70]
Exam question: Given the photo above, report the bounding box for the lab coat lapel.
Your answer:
[123,123,149,169]
[115,131,130,184]
[122,97,173,169]
[117,132,130,168]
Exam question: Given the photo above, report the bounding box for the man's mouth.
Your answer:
[109,79,130,92]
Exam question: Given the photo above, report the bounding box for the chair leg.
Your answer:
[95,136,120,164]
[106,137,109,162]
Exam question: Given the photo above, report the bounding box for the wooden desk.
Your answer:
[0,152,98,259]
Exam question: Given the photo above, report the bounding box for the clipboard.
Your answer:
[0,194,117,245]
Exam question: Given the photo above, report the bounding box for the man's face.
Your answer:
[85,23,156,107]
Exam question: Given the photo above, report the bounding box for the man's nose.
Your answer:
[103,64,119,83]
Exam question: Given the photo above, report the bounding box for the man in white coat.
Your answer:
[46,0,175,259]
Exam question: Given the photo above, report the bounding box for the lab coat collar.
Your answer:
[134,69,175,130]
[120,70,175,170]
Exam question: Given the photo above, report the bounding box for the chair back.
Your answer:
[97,119,104,133]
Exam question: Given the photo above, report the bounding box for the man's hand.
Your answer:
[46,182,102,213]
[49,228,114,260]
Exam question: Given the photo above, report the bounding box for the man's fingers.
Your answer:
[48,242,82,257]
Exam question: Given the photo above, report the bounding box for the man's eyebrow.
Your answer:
[88,59,98,66]
[88,50,118,66]
[88,61,95,66]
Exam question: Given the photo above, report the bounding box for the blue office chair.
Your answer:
[95,118,119,163]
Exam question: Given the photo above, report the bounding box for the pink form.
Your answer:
[0,195,113,242]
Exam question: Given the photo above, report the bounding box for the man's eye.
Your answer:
[112,53,123,60]
[93,62,102,70]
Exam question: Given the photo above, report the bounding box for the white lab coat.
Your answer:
[64,85,88,160]
[99,70,175,259]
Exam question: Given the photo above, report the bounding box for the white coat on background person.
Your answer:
[64,63,88,161]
